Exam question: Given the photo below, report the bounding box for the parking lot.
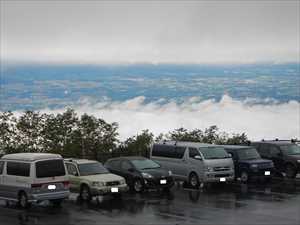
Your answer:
[0,178,300,225]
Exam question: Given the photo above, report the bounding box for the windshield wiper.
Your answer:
[142,167,160,170]
[207,157,222,159]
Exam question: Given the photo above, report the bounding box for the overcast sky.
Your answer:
[1,1,299,64]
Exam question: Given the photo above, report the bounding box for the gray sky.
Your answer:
[1,0,299,64]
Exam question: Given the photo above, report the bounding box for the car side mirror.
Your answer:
[194,155,203,160]
[71,171,78,176]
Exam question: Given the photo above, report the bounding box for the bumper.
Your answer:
[248,168,274,178]
[90,184,129,196]
[30,190,70,202]
[143,177,174,190]
[203,171,235,183]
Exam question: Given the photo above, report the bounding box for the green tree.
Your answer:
[78,114,119,160]
[120,130,154,157]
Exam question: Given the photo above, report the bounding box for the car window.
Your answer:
[36,160,66,178]
[131,159,160,170]
[237,148,261,160]
[7,162,30,177]
[269,146,280,157]
[189,148,201,158]
[175,147,186,159]
[0,161,4,174]
[258,144,270,156]
[66,163,78,176]
[152,144,186,159]
[121,161,132,171]
[107,160,120,170]
[78,163,109,176]
[152,144,175,158]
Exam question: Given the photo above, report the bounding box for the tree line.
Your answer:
[0,109,249,162]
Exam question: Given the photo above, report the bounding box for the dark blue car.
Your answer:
[221,145,274,183]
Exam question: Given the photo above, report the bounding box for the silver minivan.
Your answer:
[0,153,70,208]
[150,141,235,188]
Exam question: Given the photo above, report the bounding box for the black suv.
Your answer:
[105,156,174,193]
[251,140,300,178]
[221,145,274,183]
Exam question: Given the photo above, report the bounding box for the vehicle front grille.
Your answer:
[214,166,230,172]
[106,181,120,186]
[258,163,272,168]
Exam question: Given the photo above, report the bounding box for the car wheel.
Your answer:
[189,172,200,188]
[80,185,92,202]
[240,171,249,183]
[285,164,297,178]
[133,179,144,193]
[50,199,63,207]
[18,192,31,209]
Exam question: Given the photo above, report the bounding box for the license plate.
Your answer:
[111,187,118,193]
[265,171,271,176]
[160,179,167,184]
[220,177,226,182]
[48,185,56,190]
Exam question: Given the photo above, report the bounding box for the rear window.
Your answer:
[7,162,30,177]
[36,159,66,178]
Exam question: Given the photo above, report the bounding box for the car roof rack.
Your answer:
[261,138,298,143]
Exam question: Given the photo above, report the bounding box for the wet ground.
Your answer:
[1,178,300,225]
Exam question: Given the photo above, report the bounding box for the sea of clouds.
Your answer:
[19,95,299,141]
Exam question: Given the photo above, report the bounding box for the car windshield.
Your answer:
[131,159,160,170]
[199,147,230,159]
[78,162,109,176]
[280,145,300,155]
[237,148,261,160]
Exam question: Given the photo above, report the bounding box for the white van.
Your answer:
[0,153,70,208]
[150,141,235,188]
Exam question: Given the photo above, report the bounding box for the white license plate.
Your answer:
[220,177,226,182]
[265,171,271,176]
[111,187,119,193]
[48,185,56,190]
[160,179,167,184]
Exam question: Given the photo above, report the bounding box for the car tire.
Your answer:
[133,179,144,193]
[285,164,297,179]
[188,172,200,189]
[80,185,92,202]
[50,199,63,207]
[18,192,31,209]
[240,171,249,183]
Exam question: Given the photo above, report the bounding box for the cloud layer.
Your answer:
[29,95,300,141]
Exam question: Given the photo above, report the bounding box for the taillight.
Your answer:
[31,183,42,188]
[63,181,70,188]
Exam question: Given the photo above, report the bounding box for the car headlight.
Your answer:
[251,164,258,168]
[168,170,172,176]
[206,166,214,172]
[91,181,104,187]
[297,160,300,163]
[142,172,153,179]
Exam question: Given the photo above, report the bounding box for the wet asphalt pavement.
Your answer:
[1,179,300,225]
